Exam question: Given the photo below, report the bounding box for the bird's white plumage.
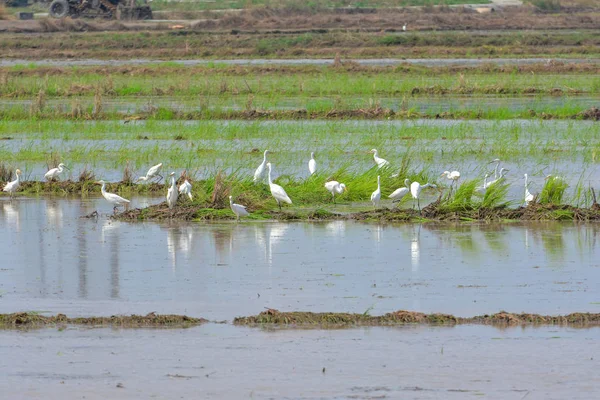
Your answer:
[524,174,534,205]
[308,152,317,175]
[253,150,269,182]
[441,170,461,181]
[136,163,163,182]
[389,178,411,201]
[178,179,193,200]
[485,168,509,189]
[267,162,292,208]
[370,175,381,207]
[370,149,390,169]
[476,174,490,194]
[324,180,346,202]
[44,163,67,181]
[410,181,436,210]
[3,169,22,197]
[97,180,130,210]
[229,196,249,219]
[489,159,501,179]
[166,172,179,209]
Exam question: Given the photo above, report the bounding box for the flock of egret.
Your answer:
[2,149,541,218]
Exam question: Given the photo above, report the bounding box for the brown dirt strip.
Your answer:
[234,308,600,327]
[0,312,207,328]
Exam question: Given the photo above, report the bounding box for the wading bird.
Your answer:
[441,170,461,196]
[410,181,437,211]
[324,180,346,203]
[485,168,509,189]
[389,178,411,203]
[178,179,193,201]
[253,150,269,183]
[229,195,249,220]
[370,149,390,169]
[96,180,130,213]
[3,169,22,198]
[524,174,534,206]
[488,159,501,179]
[308,152,317,175]
[476,173,490,194]
[167,172,179,210]
[136,163,163,183]
[370,175,381,208]
[267,162,292,210]
[44,163,68,181]
[402,23,407,32]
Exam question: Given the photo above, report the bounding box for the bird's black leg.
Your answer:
[278,201,282,211]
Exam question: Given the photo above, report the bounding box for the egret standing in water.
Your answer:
[389,178,411,204]
[524,174,534,206]
[267,162,292,210]
[229,195,249,221]
[410,181,437,211]
[44,163,69,181]
[485,168,509,189]
[370,175,381,208]
[178,178,193,201]
[324,180,346,203]
[136,163,163,183]
[96,180,130,213]
[253,150,269,183]
[166,172,179,210]
[370,149,390,169]
[3,169,22,199]
[308,152,317,175]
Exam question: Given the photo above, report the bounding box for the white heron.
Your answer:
[3,169,22,198]
[485,168,509,189]
[166,172,179,210]
[370,149,390,169]
[488,159,501,179]
[402,23,407,32]
[96,180,130,213]
[524,174,534,206]
[370,175,381,208]
[136,163,163,183]
[44,163,68,181]
[178,179,193,201]
[410,181,437,211]
[267,162,292,210]
[476,173,490,194]
[441,170,461,195]
[308,152,317,175]
[253,150,269,183]
[324,180,346,203]
[229,195,249,220]
[389,178,411,203]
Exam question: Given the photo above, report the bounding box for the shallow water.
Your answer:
[1,57,598,67]
[1,323,598,399]
[1,198,600,320]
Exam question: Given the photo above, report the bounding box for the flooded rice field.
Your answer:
[1,197,600,398]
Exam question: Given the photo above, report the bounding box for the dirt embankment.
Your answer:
[0,312,207,328]
[234,308,600,327]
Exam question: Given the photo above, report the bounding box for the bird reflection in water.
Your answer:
[167,225,194,271]
[2,200,20,232]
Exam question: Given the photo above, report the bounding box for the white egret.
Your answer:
[3,169,22,198]
[485,168,509,189]
[267,162,292,210]
[370,149,390,169]
[488,159,501,179]
[229,195,249,220]
[308,152,317,175]
[370,175,381,208]
[136,163,163,183]
[253,150,269,183]
[178,179,193,201]
[96,180,130,213]
[476,173,490,194]
[402,23,407,31]
[324,180,346,203]
[524,174,534,206]
[441,170,461,195]
[389,178,411,203]
[44,163,68,181]
[410,181,437,211]
[166,172,179,210]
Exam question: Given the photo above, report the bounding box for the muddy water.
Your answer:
[1,324,598,399]
[1,198,600,320]
[1,58,598,68]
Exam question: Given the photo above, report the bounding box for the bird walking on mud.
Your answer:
[167,172,179,210]
[370,176,381,208]
[325,180,346,203]
[410,181,436,212]
[229,196,249,221]
[3,169,22,199]
[389,178,411,205]
[136,163,163,183]
[267,162,292,210]
[44,163,69,181]
[96,180,130,214]
[178,179,193,201]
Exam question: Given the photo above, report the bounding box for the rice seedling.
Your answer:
[539,175,569,204]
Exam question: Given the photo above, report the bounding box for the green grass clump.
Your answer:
[481,180,511,209]
[539,175,568,204]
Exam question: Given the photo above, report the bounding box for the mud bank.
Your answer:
[0,312,206,328]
